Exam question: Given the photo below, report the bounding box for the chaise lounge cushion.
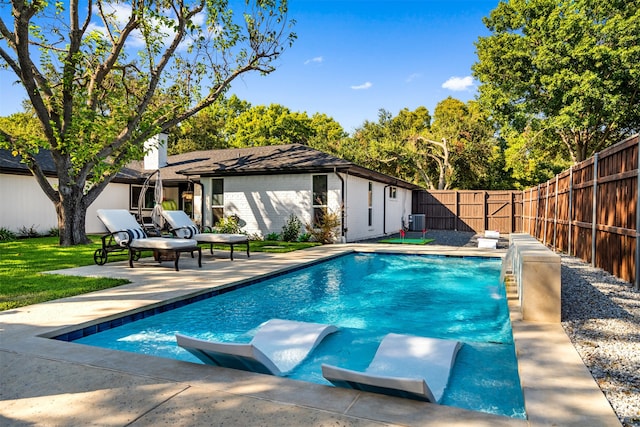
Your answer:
[162,210,247,243]
[322,333,461,403]
[96,209,201,270]
[97,209,198,249]
[162,210,249,260]
[176,319,338,376]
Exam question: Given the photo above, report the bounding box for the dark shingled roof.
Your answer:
[0,149,143,182]
[2,144,420,189]
[174,144,419,189]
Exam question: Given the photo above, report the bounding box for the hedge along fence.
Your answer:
[522,134,639,290]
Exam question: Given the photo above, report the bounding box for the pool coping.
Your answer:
[0,244,621,426]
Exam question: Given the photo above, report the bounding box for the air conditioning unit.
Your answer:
[409,214,426,231]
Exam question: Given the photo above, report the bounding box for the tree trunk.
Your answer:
[56,194,91,246]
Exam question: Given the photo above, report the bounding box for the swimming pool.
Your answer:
[70,253,526,419]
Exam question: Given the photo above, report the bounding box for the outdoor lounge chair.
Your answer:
[478,230,500,249]
[176,319,338,376]
[162,210,250,260]
[95,209,201,271]
[321,333,461,403]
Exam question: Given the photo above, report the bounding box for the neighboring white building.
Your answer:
[1,143,419,242]
[0,149,131,234]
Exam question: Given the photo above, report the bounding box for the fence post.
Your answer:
[553,174,558,251]
[544,181,550,246]
[530,187,534,235]
[455,191,459,231]
[535,184,540,237]
[509,191,514,233]
[592,153,599,267]
[568,166,573,257]
[483,191,487,232]
[636,140,639,291]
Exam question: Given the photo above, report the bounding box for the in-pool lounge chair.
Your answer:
[162,210,249,260]
[96,209,201,271]
[322,333,461,403]
[176,319,338,376]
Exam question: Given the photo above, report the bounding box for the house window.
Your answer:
[388,186,397,199]
[368,182,373,227]
[312,175,328,225]
[130,185,154,210]
[211,179,224,225]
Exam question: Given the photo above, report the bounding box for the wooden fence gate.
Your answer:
[412,190,523,234]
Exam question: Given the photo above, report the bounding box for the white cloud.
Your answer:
[405,73,421,83]
[442,76,474,91]
[350,81,372,90]
[304,56,323,65]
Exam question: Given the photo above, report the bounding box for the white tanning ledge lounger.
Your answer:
[322,333,461,403]
[176,319,338,376]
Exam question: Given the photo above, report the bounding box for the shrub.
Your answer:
[17,225,40,238]
[215,215,243,234]
[265,232,281,241]
[0,227,17,241]
[305,207,341,244]
[298,233,311,242]
[47,227,60,237]
[281,214,301,242]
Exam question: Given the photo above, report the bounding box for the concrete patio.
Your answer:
[0,244,621,426]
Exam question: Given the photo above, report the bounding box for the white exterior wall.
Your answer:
[201,173,342,239]
[199,172,412,242]
[342,174,411,242]
[0,172,130,234]
[87,183,130,233]
[384,185,412,235]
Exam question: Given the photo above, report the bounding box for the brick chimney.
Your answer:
[144,133,168,170]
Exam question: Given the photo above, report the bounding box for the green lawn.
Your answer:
[0,236,320,311]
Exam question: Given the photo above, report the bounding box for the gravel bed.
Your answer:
[560,255,640,427]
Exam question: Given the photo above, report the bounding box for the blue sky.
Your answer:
[229,1,498,132]
[0,0,499,133]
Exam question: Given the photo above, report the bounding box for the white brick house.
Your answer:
[176,144,418,242]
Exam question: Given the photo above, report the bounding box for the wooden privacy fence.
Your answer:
[411,134,638,289]
[412,190,523,234]
[522,134,639,290]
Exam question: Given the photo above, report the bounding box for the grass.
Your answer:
[0,236,320,311]
[0,236,129,311]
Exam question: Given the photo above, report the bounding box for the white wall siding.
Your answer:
[87,184,130,233]
[385,186,412,235]
[202,173,342,239]
[1,174,58,233]
[342,174,411,242]
[0,173,129,234]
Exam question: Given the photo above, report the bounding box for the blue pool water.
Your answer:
[73,253,526,419]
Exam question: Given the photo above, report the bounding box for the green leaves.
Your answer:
[474,0,640,164]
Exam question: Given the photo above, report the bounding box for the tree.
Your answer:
[168,95,251,153]
[0,0,295,245]
[474,0,640,163]
[227,103,314,147]
[351,107,431,183]
[170,99,347,152]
